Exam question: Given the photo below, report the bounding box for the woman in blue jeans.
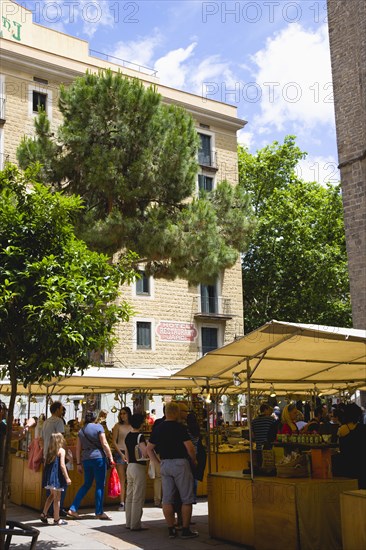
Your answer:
[68,411,115,519]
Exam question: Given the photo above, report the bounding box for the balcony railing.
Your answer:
[193,296,233,320]
[89,49,158,77]
[198,149,218,170]
[0,97,5,123]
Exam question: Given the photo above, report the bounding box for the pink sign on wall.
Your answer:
[156,321,198,343]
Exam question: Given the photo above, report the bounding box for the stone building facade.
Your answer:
[0,1,245,373]
[327,0,366,330]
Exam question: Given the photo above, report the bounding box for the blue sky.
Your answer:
[19,0,339,185]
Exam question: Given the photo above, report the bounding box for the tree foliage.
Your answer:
[17,70,253,284]
[239,137,352,333]
[0,164,134,526]
[238,136,306,215]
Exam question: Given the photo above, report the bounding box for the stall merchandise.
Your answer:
[177,321,366,548]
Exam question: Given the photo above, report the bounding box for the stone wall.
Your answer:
[327,0,366,329]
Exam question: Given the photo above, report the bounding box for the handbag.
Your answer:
[107,466,121,498]
[134,433,148,462]
[148,461,155,479]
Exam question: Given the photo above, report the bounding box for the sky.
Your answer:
[17,0,339,186]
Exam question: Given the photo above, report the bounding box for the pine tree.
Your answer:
[17,70,253,284]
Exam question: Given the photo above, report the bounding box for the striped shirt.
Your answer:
[251,415,276,449]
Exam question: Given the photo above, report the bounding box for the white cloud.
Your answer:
[251,23,335,132]
[154,49,240,100]
[154,43,197,88]
[112,30,162,69]
[237,128,254,150]
[189,54,239,98]
[51,0,116,37]
[112,33,240,102]
[81,0,115,37]
[296,155,340,186]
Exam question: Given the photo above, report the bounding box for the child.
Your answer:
[41,433,71,525]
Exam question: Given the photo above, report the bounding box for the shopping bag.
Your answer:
[148,461,155,479]
[107,466,121,498]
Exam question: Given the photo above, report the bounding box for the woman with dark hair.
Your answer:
[124,413,149,530]
[68,411,115,519]
[333,403,366,488]
[112,407,132,510]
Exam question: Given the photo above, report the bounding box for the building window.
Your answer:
[136,270,150,295]
[28,84,53,120]
[32,91,47,113]
[198,133,212,166]
[201,283,218,314]
[136,321,152,349]
[198,174,214,192]
[201,327,218,355]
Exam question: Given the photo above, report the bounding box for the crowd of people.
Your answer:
[2,396,365,538]
[1,399,205,539]
[250,400,366,488]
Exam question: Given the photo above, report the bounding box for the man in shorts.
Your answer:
[147,401,198,539]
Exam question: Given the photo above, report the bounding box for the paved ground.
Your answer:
[5,498,247,549]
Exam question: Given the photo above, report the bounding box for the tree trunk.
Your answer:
[0,363,17,531]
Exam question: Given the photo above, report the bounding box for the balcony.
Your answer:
[193,295,233,321]
[0,97,5,124]
[198,149,218,171]
[88,349,114,367]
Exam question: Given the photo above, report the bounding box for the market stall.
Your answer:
[2,368,200,508]
[176,320,366,548]
[2,365,256,505]
[208,471,358,550]
[3,321,365,526]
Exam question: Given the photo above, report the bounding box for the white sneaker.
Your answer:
[119,503,125,511]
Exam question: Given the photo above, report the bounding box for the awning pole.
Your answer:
[206,381,211,475]
[246,359,254,481]
[214,387,219,473]
[45,387,49,419]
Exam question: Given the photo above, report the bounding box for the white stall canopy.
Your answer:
[175,321,366,395]
[0,367,201,396]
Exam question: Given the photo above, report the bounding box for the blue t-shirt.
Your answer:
[78,423,105,461]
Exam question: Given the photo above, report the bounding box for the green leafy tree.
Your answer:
[238,135,306,215]
[17,70,253,284]
[239,138,352,333]
[0,164,135,527]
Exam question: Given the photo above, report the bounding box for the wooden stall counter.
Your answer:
[197,450,250,496]
[208,471,358,550]
[9,456,155,510]
[10,450,250,508]
[340,489,366,550]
